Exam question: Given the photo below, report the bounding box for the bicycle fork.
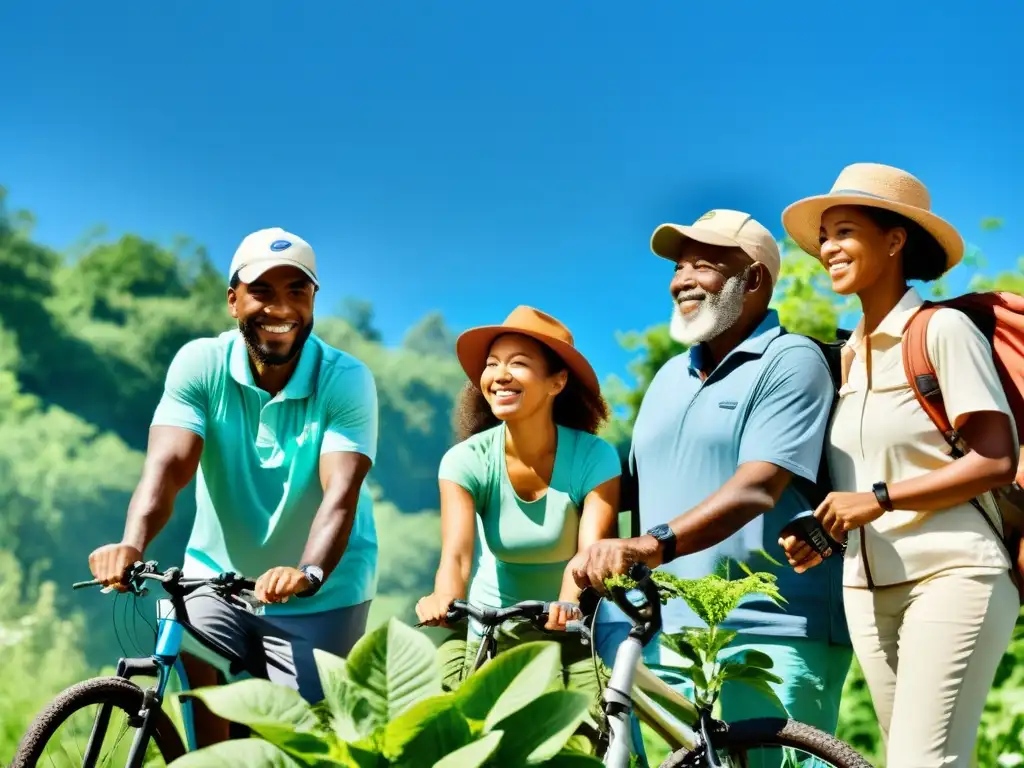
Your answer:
[601,634,645,768]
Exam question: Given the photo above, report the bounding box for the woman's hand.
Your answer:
[544,601,581,631]
[813,491,884,542]
[415,592,456,627]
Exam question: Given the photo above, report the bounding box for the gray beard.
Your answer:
[670,271,748,345]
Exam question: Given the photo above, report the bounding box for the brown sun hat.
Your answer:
[781,162,964,271]
[455,305,601,397]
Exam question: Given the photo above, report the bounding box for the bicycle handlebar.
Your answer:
[73,561,256,599]
[443,598,553,627]
[430,562,662,644]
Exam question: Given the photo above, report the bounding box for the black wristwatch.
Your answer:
[645,524,678,565]
[872,481,894,512]
[298,564,324,597]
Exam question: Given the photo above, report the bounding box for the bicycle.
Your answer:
[432,563,872,768]
[11,560,258,768]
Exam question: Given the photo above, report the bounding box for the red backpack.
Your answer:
[902,291,1024,600]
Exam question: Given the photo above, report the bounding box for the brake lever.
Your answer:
[564,619,592,646]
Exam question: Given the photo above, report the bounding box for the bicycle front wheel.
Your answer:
[11,675,186,768]
[659,717,872,768]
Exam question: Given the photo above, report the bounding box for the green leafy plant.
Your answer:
[606,559,786,712]
[169,618,603,767]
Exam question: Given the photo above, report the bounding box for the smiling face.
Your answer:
[479,333,567,423]
[228,265,316,366]
[818,205,907,296]
[667,241,762,345]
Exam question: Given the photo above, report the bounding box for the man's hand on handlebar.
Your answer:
[88,542,144,592]
[254,566,315,604]
[569,537,660,594]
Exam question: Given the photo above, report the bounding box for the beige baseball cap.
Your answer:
[228,227,319,287]
[651,209,781,286]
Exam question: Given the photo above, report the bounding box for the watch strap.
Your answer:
[298,565,324,597]
[872,481,894,512]
[646,524,677,565]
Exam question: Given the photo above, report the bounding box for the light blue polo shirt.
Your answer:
[628,310,847,646]
[151,329,379,616]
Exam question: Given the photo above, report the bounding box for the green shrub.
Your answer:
[170,618,604,767]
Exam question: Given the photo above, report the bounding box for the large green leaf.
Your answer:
[488,689,591,764]
[457,641,560,725]
[182,680,319,733]
[169,738,303,767]
[314,648,371,741]
[381,694,472,764]
[432,731,504,768]
[342,618,442,729]
[739,649,775,670]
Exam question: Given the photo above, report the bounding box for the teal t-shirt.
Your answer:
[151,330,379,616]
[438,423,621,617]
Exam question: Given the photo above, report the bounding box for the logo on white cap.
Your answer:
[229,227,319,287]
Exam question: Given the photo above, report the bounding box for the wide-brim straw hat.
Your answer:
[781,163,964,271]
[455,305,601,397]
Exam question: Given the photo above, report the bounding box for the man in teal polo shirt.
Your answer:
[87,226,379,745]
[577,210,850,767]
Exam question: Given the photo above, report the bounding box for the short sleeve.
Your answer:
[321,363,379,462]
[576,434,623,501]
[151,340,211,438]
[927,308,1014,431]
[737,343,835,484]
[438,439,485,500]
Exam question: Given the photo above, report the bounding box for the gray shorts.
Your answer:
[169,587,370,704]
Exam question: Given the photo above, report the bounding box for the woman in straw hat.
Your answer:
[414,306,621,720]
[780,163,1019,765]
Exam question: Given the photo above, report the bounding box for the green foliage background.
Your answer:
[1,187,1022,765]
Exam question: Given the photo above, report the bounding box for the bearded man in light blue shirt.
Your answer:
[576,210,850,768]
[87,227,379,747]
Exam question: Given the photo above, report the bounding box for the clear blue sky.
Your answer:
[2,0,1021,384]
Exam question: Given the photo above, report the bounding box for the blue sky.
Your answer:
[2,0,1021,384]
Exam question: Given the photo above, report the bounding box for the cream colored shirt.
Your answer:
[827,288,1019,588]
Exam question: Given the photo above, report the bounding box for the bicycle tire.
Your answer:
[11,675,186,768]
[658,717,872,768]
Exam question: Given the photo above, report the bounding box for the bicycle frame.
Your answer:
[81,604,194,768]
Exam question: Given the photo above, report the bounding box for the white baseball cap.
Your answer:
[228,227,319,287]
[650,209,781,286]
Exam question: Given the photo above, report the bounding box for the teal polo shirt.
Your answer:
[629,310,848,645]
[151,330,379,616]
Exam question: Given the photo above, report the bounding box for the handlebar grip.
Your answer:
[72,578,102,590]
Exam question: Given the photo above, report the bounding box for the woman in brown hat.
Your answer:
[780,163,1019,766]
[414,305,621,716]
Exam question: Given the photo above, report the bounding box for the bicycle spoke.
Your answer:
[32,699,169,768]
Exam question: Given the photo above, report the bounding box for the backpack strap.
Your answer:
[902,304,961,453]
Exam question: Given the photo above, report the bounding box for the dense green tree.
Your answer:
[402,311,457,357]
[337,296,383,342]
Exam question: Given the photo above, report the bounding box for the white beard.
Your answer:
[670,271,748,346]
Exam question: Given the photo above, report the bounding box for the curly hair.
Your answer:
[453,338,610,441]
[853,205,948,283]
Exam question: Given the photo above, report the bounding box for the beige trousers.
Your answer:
[844,568,1018,768]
